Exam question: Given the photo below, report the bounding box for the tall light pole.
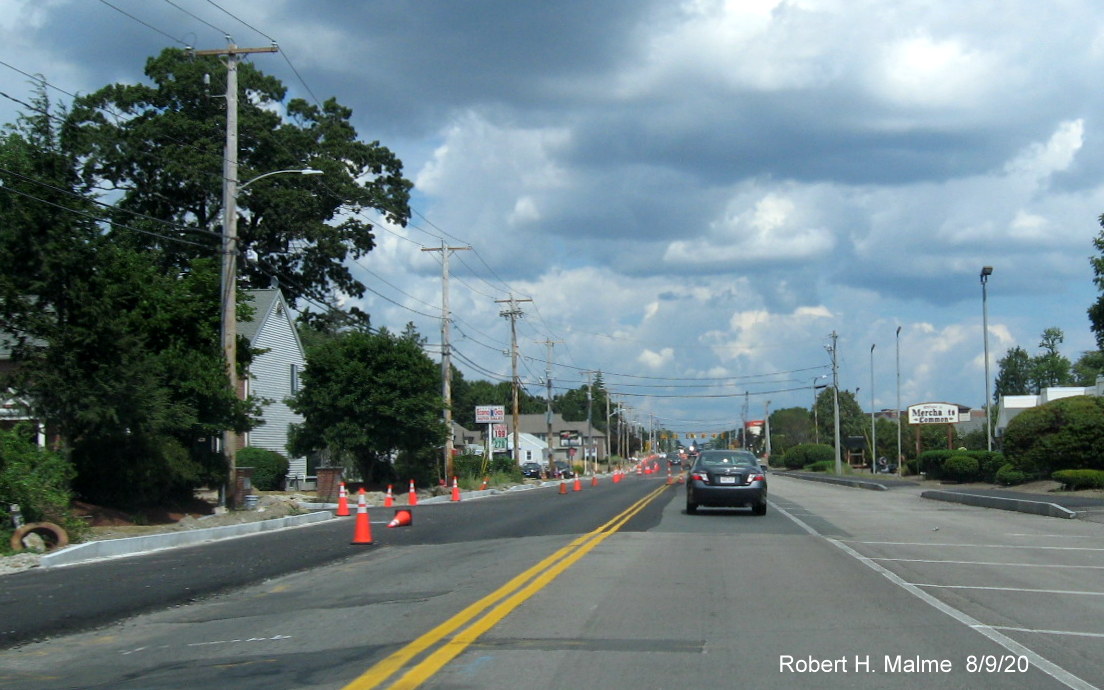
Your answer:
[870,343,876,472]
[221,167,322,507]
[980,266,993,451]
[896,325,902,477]
[763,400,772,460]
[811,374,827,444]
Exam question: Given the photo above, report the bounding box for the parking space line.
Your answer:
[872,558,1104,570]
[979,626,1104,639]
[914,584,1104,597]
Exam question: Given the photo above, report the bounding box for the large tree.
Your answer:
[0,91,255,507]
[288,328,448,484]
[1090,216,1104,349]
[61,48,412,319]
[994,346,1033,399]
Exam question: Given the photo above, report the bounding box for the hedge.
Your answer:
[236,447,290,491]
[1051,469,1104,491]
[781,444,835,470]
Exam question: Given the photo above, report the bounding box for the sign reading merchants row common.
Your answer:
[907,402,961,425]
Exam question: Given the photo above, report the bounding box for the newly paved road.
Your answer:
[0,473,1100,689]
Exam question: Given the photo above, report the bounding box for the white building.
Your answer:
[996,378,1104,439]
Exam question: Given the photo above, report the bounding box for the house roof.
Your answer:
[238,289,283,344]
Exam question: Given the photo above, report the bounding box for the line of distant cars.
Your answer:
[520,461,576,480]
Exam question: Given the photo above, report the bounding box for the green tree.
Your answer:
[1,90,255,508]
[287,328,448,484]
[1090,216,1104,349]
[1003,395,1104,476]
[62,47,412,319]
[994,346,1032,400]
[814,388,866,447]
[767,406,814,454]
[1030,327,1074,391]
[1072,350,1104,386]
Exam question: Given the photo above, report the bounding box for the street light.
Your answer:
[221,167,323,507]
[896,325,902,477]
[870,343,876,473]
[980,266,994,451]
[811,374,828,444]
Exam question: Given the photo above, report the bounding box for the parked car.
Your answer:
[685,449,767,515]
[521,462,543,479]
[552,460,576,479]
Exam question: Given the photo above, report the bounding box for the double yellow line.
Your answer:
[343,482,671,690]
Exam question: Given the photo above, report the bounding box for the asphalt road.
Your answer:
[0,473,1100,690]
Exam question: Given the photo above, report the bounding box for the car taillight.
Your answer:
[748,473,764,483]
[691,471,708,482]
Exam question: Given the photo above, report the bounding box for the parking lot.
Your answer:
[769,475,1104,687]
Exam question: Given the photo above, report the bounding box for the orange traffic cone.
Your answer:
[384,485,393,507]
[666,465,673,485]
[591,474,599,487]
[573,476,582,492]
[450,476,461,502]
[481,477,489,491]
[351,489,373,545]
[559,480,568,495]
[335,482,350,516]
[388,508,413,528]
[408,479,418,507]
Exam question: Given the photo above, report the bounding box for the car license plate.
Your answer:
[718,476,737,484]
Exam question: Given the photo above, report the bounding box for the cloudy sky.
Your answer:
[3,0,1103,436]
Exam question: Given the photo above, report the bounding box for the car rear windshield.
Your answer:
[697,452,757,467]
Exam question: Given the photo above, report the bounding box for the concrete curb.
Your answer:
[921,490,1078,519]
[40,511,334,568]
[782,473,890,491]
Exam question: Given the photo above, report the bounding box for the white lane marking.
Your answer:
[1007,534,1098,539]
[771,500,1099,690]
[846,540,1104,552]
[979,626,1104,639]
[872,558,1104,570]
[914,584,1104,597]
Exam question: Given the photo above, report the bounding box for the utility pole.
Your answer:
[536,338,561,473]
[585,371,594,474]
[497,295,531,466]
[829,331,843,474]
[423,243,471,480]
[870,343,876,472]
[193,40,278,508]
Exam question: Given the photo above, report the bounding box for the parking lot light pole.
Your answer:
[896,325,902,477]
[980,266,993,452]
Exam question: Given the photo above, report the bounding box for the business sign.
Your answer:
[744,420,764,436]
[907,402,960,425]
[559,430,582,447]
[475,405,506,424]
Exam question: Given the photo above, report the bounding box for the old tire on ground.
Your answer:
[9,522,69,552]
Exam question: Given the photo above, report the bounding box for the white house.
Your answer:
[500,432,548,465]
[238,289,308,483]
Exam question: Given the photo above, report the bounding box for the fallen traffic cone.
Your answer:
[573,476,582,492]
[335,482,350,516]
[388,508,413,528]
[351,489,373,545]
[450,476,461,502]
[408,479,418,507]
[384,485,393,507]
[559,480,568,494]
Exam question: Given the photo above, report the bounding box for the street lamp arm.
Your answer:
[237,168,323,192]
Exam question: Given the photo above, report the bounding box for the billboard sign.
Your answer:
[907,402,960,425]
[475,405,506,424]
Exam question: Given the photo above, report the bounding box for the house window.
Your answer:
[525,450,532,461]
[290,363,299,393]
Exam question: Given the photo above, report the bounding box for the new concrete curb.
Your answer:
[782,473,890,491]
[40,511,334,568]
[921,490,1078,519]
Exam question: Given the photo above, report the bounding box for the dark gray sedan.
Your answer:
[685,449,767,515]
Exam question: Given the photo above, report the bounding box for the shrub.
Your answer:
[942,454,980,483]
[1051,469,1104,491]
[782,444,835,470]
[805,460,834,472]
[0,425,87,546]
[916,450,955,479]
[1003,395,1104,476]
[975,451,1006,483]
[995,463,1028,486]
[237,447,290,491]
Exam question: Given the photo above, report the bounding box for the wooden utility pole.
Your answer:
[496,295,531,465]
[192,41,278,508]
[422,242,471,480]
[536,338,562,473]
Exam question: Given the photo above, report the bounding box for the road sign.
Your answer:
[907,402,960,425]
